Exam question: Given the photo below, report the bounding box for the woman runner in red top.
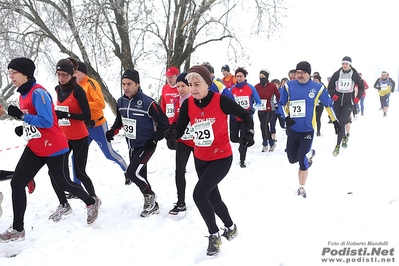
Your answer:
[51,57,99,221]
[165,65,254,257]
[0,58,100,243]
[168,72,194,215]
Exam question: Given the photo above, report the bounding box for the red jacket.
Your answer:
[255,82,280,112]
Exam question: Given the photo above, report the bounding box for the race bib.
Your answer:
[192,120,214,147]
[289,99,306,118]
[235,96,250,109]
[338,78,352,92]
[181,123,194,141]
[381,84,388,91]
[258,100,267,111]
[55,105,70,126]
[22,122,42,141]
[122,117,137,139]
[165,103,175,118]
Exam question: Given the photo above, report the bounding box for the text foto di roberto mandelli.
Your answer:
[328,241,390,246]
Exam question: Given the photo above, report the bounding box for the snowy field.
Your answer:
[0,88,398,266]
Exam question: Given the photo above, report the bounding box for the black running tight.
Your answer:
[11,147,94,231]
[193,156,234,234]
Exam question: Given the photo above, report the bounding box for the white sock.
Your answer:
[229,224,235,230]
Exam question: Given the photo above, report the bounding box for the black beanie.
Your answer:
[77,61,88,74]
[188,65,213,86]
[176,72,189,86]
[260,69,270,78]
[313,74,322,81]
[342,56,352,65]
[56,64,74,76]
[221,64,230,72]
[296,61,311,75]
[8,57,36,78]
[122,68,140,83]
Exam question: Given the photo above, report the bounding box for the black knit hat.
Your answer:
[56,64,74,76]
[296,61,311,75]
[188,65,213,87]
[8,57,36,78]
[77,61,88,74]
[176,72,189,86]
[313,74,322,81]
[260,69,270,78]
[342,56,352,65]
[221,64,230,72]
[122,68,140,83]
[202,63,214,74]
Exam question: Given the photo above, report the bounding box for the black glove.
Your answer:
[249,108,255,115]
[55,110,69,119]
[15,126,23,137]
[285,116,296,127]
[85,120,95,128]
[7,105,24,120]
[164,128,178,141]
[333,120,341,134]
[240,130,255,147]
[145,138,157,151]
[105,130,115,142]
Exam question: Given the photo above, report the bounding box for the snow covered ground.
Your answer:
[0,88,398,266]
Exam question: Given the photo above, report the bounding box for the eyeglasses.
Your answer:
[296,71,307,75]
[8,71,20,76]
[56,73,70,78]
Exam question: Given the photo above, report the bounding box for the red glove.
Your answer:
[332,95,339,101]
[353,97,359,104]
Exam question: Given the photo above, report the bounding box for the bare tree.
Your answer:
[0,0,285,113]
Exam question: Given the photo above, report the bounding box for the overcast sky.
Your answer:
[34,0,398,98]
[195,0,399,86]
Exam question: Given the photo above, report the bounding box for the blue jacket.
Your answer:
[112,88,168,149]
[279,79,337,132]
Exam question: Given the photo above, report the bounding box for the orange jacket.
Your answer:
[222,74,236,89]
[78,75,106,127]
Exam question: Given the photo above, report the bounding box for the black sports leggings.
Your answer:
[257,111,274,146]
[125,146,156,195]
[52,137,96,203]
[333,102,353,145]
[11,147,94,231]
[229,120,247,161]
[175,142,193,204]
[193,156,234,234]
